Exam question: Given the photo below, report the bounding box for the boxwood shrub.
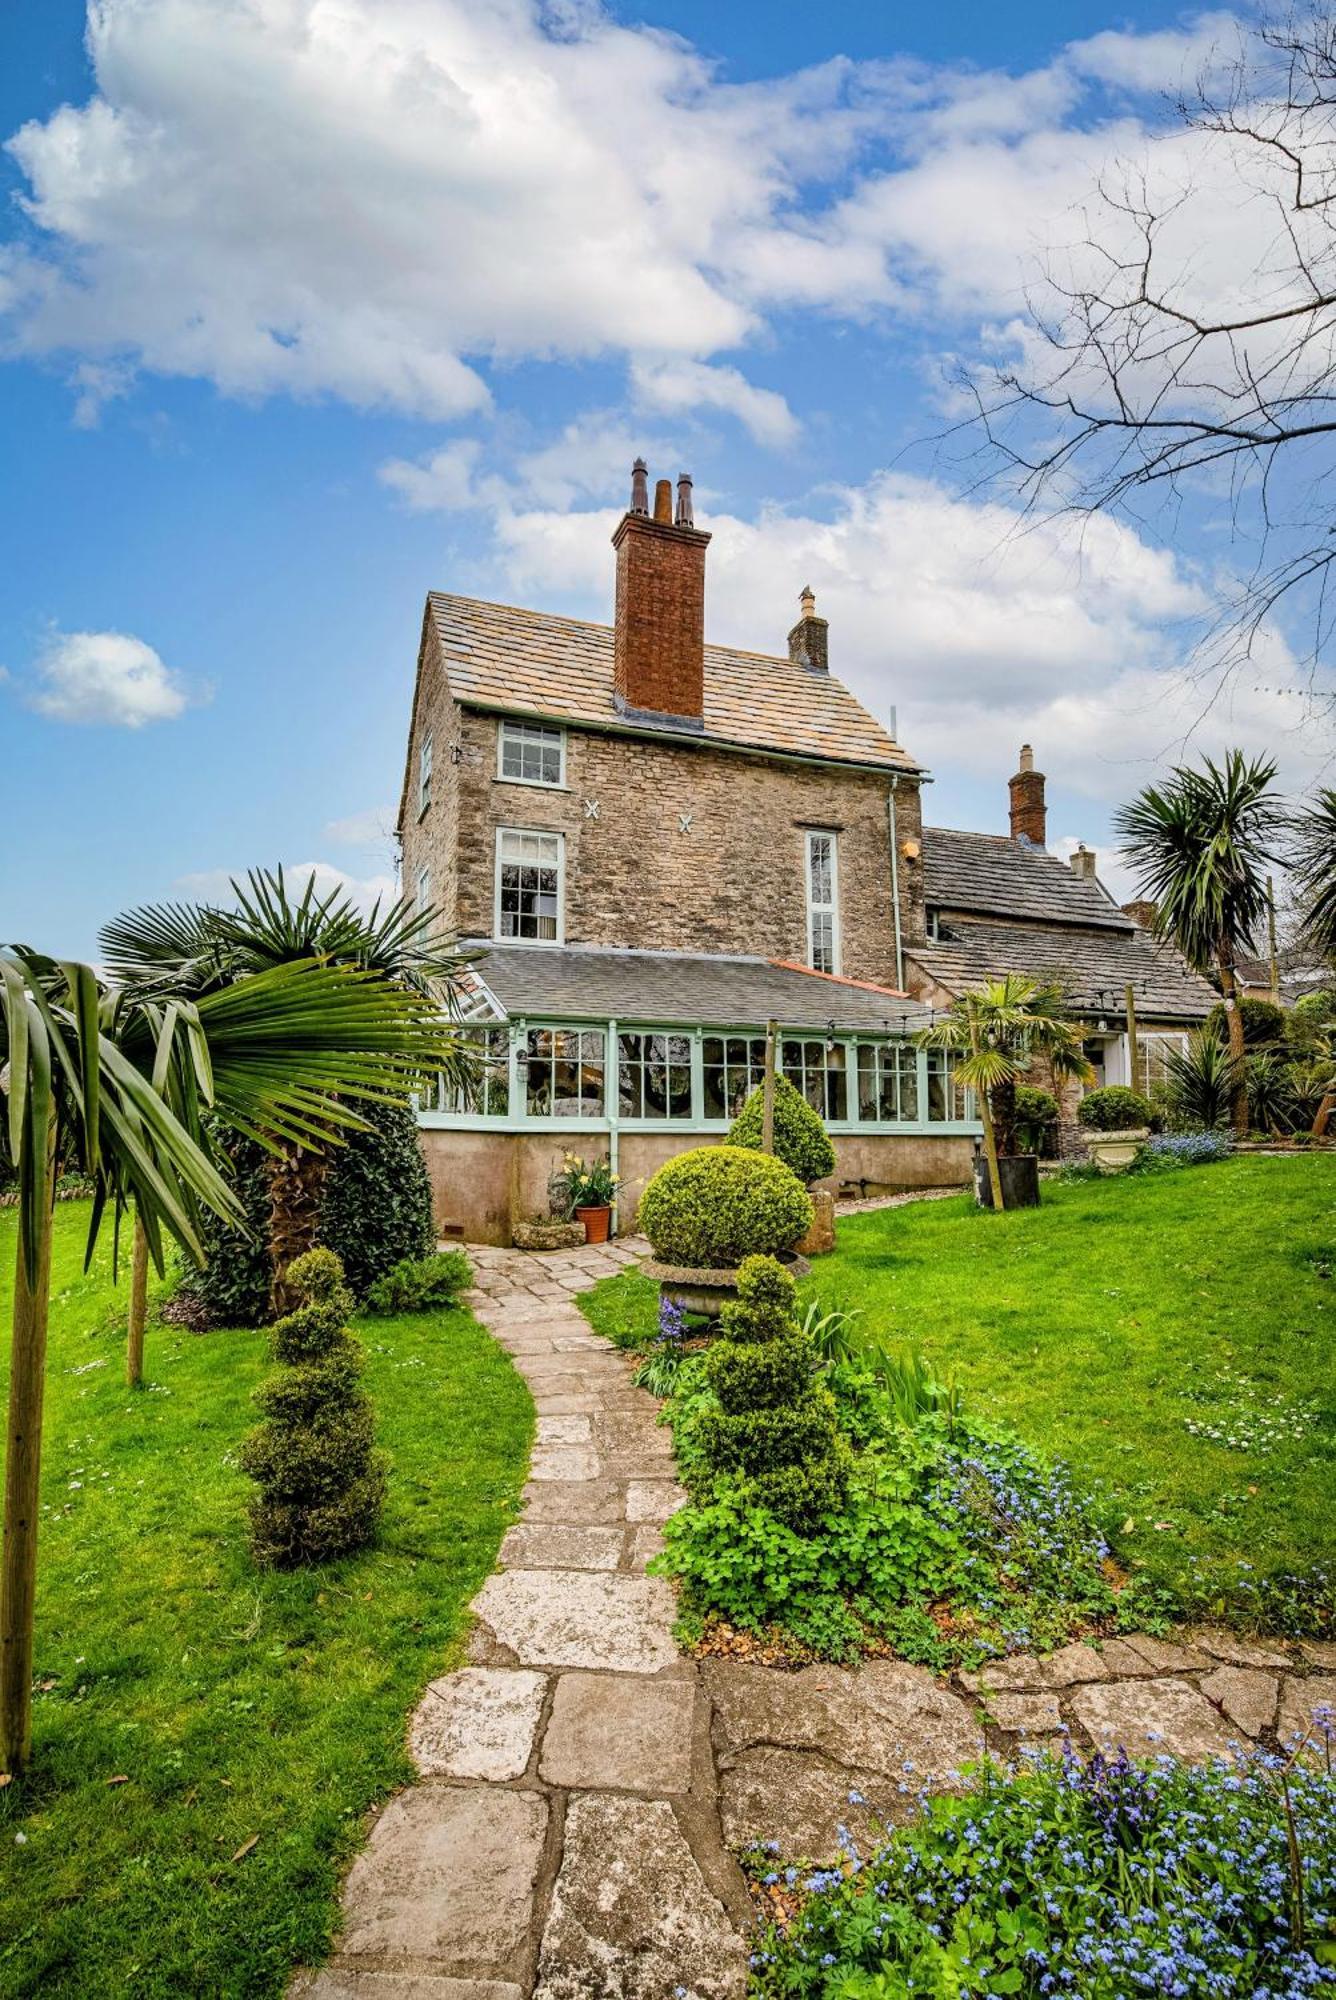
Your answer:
[728,1075,836,1186]
[1205,994,1286,1048]
[637,1144,812,1268]
[1076,1084,1152,1131]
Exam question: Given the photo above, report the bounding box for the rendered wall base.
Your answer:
[419,1127,974,1246]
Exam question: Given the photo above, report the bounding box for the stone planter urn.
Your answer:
[1084,1129,1148,1174]
[642,1250,811,1320]
[972,1153,1041,1210]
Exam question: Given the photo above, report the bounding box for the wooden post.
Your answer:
[760,1019,778,1155]
[1124,984,1141,1097]
[1,1126,57,1777]
[126,1215,149,1389]
[1267,876,1281,1007]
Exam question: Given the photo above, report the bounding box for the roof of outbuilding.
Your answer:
[908,917,1214,1022]
[461,943,931,1033]
[923,826,1134,930]
[426,592,918,774]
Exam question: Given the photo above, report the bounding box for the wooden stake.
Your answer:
[126,1215,148,1389]
[1124,984,1140,1096]
[1267,875,1281,1007]
[761,1019,778,1155]
[1,1125,56,1777]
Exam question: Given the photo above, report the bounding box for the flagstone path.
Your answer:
[295,1237,1336,2000]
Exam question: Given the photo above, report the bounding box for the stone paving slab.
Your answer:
[624,1479,686,1523]
[410,1668,548,1781]
[500,1523,626,1572]
[521,1479,627,1525]
[338,1786,548,1965]
[1278,1673,1336,1755]
[1070,1676,1236,1761]
[539,1673,696,1793]
[296,1973,525,2000]
[475,1570,681,1675]
[1199,1665,1278,1738]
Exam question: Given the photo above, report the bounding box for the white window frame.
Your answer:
[804,829,841,975]
[418,728,433,817]
[494,826,565,945]
[496,718,566,789]
[415,863,431,913]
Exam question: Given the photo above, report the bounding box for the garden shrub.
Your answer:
[241,1247,386,1566]
[1012,1083,1059,1155]
[1205,994,1285,1047]
[190,1096,435,1323]
[1286,988,1336,1049]
[1163,1031,1237,1129]
[728,1075,836,1185]
[1076,1084,1151,1130]
[1132,1131,1233,1171]
[752,1743,1336,2000]
[695,1257,849,1528]
[637,1144,812,1268]
[363,1248,473,1315]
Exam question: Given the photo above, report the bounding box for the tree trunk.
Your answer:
[126,1215,149,1389]
[1,1126,56,1778]
[760,1020,777,1155]
[991,1076,1018,1159]
[979,1089,1006,1211]
[1216,945,1250,1139]
[1314,1091,1334,1138]
[267,1147,330,1318]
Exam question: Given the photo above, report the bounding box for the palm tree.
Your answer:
[101,867,476,1320]
[916,975,1092,1209]
[1,945,459,1775]
[1115,753,1284,1139]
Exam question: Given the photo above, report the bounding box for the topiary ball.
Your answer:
[1076,1084,1153,1131]
[637,1145,813,1269]
[728,1075,836,1186]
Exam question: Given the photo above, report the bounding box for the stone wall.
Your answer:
[419,1125,973,1245]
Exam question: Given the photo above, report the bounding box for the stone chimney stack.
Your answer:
[612,460,711,724]
[787,585,829,674]
[1070,844,1098,883]
[1008,744,1047,847]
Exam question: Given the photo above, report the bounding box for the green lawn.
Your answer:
[0,1203,532,2000]
[583,1156,1335,1633]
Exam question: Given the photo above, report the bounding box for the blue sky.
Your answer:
[2,1,1327,957]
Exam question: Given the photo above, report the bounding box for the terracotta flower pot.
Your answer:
[575,1204,611,1245]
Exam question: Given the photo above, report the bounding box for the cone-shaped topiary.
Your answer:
[241,1247,386,1566]
[637,1145,812,1268]
[695,1255,849,1528]
[728,1074,836,1186]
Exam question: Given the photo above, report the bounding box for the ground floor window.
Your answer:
[926,1048,969,1122]
[702,1034,769,1120]
[618,1032,693,1119]
[523,1028,604,1116]
[782,1037,848,1121]
[857,1042,919,1123]
[1134,1032,1189,1094]
[435,1026,510,1116]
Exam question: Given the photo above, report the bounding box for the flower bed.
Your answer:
[752,1742,1336,1998]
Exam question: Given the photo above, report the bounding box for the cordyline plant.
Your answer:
[0,940,461,1777]
[1116,752,1285,1139]
[101,866,476,1325]
[916,974,1092,1210]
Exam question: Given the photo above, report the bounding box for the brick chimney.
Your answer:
[787,585,829,673]
[1070,843,1098,883]
[1008,744,1047,847]
[611,460,710,725]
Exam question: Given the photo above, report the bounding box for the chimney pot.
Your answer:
[653,478,673,523]
[800,584,816,619]
[1009,746,1046,846]
[787,583,830,674]
[630,458,649,515]
[1070,843,1098,882]
[675,473,694,528]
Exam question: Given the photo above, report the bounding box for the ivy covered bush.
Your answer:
[1076,1084,1152,1131]
[695,1256,849,1528]
[242,1248,386,1567]
[753,1743,1336,1999]
[189,1096,435,1324]
[637,1144,812,1268]
[728,1075,836,1186]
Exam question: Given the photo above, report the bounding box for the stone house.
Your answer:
[906,748,1216,1138]
[397,462,975,1242]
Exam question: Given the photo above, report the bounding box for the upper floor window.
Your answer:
[495,828,563,942]
[805,830,840,974]
[418,728,433,815]
[415,864,431,913]
[498,718,565,787]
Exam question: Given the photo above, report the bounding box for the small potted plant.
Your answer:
[551,1153,619,1244]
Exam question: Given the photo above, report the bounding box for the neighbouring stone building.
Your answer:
[398,463,969,1242]
[906,748,1216,1139]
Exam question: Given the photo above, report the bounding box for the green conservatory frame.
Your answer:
[417,1014,981,1138]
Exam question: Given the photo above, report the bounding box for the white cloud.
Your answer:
[324,803,398,848]
[174,861,397,915]
[30,628,196,727]
[379,440,492,514]
[630,359,797,447]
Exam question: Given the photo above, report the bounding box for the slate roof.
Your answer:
[923,827,1133,930]
[462,943,931,1034]
[426,592,918,773]
[908,919,1213,1022]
